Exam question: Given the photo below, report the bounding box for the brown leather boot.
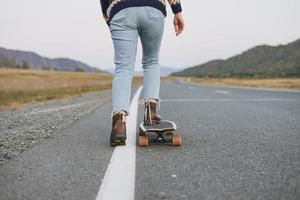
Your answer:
[144,99,161,125]
[110,111,127,147]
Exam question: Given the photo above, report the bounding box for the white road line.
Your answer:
[216,90,230,94]
[176,84,182,88]
[177,82,193,90]
[161,98,300,102]
[28,100,99,114]
[96,86,143,200]
[179,80,300,93]
[188,86,195,90]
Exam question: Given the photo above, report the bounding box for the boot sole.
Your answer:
[110,135,126,147]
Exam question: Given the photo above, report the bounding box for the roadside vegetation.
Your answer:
[170,77,300,90]
[0,68,142,110]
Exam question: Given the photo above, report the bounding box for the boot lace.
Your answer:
[113,110,127,123]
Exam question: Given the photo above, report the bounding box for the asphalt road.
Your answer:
[1,80,300,200]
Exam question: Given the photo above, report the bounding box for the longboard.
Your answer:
[138,120,181,146]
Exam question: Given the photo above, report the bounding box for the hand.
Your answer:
[173,12,184,36]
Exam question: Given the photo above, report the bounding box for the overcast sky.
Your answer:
[0,0,299,70]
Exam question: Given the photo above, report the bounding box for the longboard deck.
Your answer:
[139,120,176,132]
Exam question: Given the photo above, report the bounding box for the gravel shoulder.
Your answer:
[0,89,112,165]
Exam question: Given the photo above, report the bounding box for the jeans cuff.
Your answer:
[111,110,129,119]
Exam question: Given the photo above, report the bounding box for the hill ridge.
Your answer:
[172,39,300,78]
[0,47,101,72]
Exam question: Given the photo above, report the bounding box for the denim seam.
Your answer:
[125,8,137,25]
[145,6,164,21]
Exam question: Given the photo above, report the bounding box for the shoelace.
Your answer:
[143,99,162,124]
[113,111,127,123]
[139,99,161,110]
[145,101,152,124]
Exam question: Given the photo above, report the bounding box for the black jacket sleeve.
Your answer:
[100,0,109,21]
[168,0,182,14]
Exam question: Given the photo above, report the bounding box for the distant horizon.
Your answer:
[1,37,298,72]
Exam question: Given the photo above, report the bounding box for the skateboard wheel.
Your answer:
[172,135,182,146]
[138,135,149,147]
[139,128,146,136]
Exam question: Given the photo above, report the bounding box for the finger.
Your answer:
[179,21,184,30]
[174,24,179,36]
[178,23,184,35]
[175,26,182,36]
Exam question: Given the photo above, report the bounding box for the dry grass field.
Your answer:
[2,68,299,110]
[170,77,300,90]
[0,68,142,110]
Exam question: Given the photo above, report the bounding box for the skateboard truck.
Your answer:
[155,133,166,142]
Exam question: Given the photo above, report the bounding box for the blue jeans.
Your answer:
[109,6,165,115]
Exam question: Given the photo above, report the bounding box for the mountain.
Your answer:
[160,67,183,77]
[171,39,300,78]
[102,66,182,76]
[0,47,101,72]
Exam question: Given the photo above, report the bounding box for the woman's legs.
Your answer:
[110,9,138,115]
[109,8,138,146]
[110,7,164,115]
[108,7,164,146]
[138,7,165,101]
[138,7,165,124]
